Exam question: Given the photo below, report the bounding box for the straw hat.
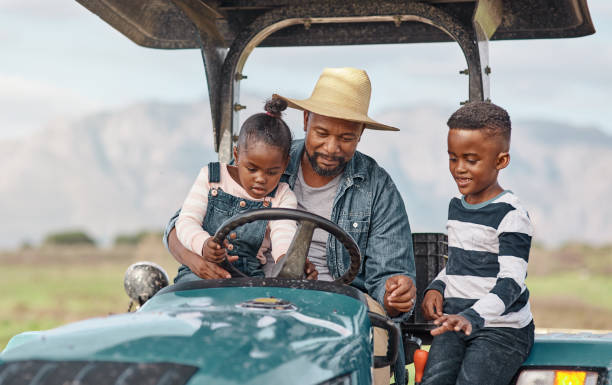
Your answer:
[273,67,399,131]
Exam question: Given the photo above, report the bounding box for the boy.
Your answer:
[420,102,534,385]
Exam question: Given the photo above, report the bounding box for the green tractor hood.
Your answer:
[2,282,372,384]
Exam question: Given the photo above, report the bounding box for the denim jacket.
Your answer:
[163,140,416,315]
[282,140,416,318]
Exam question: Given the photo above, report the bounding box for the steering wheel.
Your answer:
[212,208,362,284]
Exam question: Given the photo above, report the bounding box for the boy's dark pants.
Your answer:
[421,321,534,385]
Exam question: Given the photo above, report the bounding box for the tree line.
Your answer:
[41,230,163,247]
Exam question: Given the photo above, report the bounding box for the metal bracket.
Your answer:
[303,18,312,30]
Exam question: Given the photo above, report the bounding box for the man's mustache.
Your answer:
[312,152,345,163]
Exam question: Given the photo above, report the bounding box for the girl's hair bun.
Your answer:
[264,98,288,118]
[236,96,293,160]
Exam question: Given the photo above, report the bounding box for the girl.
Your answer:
[175,98,296,281]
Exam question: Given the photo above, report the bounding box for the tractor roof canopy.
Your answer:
[77,0,594,48]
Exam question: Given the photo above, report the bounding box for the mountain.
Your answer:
[1,101,611,248]
[0,102,216,247]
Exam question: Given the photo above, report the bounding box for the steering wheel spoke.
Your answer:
[278,220,317,279]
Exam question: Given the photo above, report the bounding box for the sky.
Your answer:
[0,0,611,140]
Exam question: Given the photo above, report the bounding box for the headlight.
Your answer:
[516,369,599,385]
[317,373,352,385]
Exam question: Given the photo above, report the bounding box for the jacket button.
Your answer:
[227,244,234,251]
[353,222,358,228]
[211,189,218,197]
[239,200,246,207]
[230,232,237,239]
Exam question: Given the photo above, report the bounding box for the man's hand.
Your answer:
[430,314,472,336]
[383,275,416,317]
[422,290,444,320]
[304,258,318,280]
[191,254,239,279]
[168,228,238,279]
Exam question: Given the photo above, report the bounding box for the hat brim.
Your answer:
[273,94,399,131]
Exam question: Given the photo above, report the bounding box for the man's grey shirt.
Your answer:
[293,166,342,281]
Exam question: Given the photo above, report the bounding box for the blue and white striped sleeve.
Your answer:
[426,267,448,295]
[459,208,533,330]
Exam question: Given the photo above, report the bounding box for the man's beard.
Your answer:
[305,150,347,177]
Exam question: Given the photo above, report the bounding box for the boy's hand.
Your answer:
[431,314,472,336]
[422,290,444,320]
[202,237,231,263]
[384,275,416,316]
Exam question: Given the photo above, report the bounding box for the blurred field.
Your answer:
[0,234,180,350]
[1,238,611,351]
[527,243,612,330]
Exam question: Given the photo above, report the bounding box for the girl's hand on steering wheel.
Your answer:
[202,237,229,263]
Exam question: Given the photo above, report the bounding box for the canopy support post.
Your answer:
[471,0,503,102]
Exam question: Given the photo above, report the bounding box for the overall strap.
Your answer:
[208,162,221,183]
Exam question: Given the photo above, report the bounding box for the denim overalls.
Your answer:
[174,162,276,283]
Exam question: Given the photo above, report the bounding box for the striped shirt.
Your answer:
[176,164,297,262]
[427,191,534,330]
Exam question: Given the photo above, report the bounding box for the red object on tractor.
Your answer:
[414,348,429,384]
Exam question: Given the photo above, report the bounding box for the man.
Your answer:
[164,67,416,385]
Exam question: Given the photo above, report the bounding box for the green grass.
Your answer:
[0,264,130,350]
[0,264,126,311]
[527,273,612,310]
